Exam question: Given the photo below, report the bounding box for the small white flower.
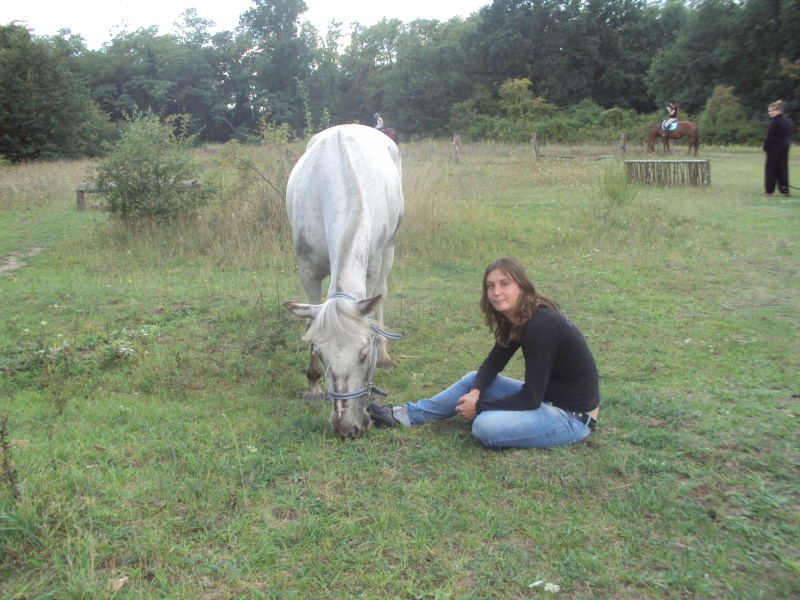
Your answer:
[544,582,561,593]
[529,581,544,588]
[40,321,47,326]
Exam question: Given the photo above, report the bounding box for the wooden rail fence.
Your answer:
[76,180,196,210]
[625,159,711,187]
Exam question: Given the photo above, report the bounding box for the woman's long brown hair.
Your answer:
[479,257,559,346]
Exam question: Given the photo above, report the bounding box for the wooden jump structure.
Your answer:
[625,159,711,187]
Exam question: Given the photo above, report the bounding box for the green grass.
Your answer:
[1,141,798,598]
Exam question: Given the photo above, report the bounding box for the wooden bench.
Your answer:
[76,180,196,210]
[76,183,104,210]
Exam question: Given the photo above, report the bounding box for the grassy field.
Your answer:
[0,138,798,598]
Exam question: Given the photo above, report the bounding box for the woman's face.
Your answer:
[768,107,779,117]
[485,268,522,321]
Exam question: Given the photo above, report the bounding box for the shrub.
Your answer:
[699,85,763,145]
[94,112,213,223]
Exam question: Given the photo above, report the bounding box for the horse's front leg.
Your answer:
[371,249,396,369]
[298,263,326,401]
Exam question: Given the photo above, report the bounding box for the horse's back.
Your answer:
[381,128,399,145]
[287,124,401,216]
[286,124,404,286]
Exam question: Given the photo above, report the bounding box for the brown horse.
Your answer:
[381,127,399,144]
[646,121,699,155]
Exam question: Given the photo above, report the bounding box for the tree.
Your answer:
[78,26,220,136]
[236,0,315,132]
[646,0,800,119]
[382,18,475,136]
[304,20,345,130]
[339,18,405,123]
[578,0,660,111]
[0,24,110,162]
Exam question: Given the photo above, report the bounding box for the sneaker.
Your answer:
[367,402,399,428]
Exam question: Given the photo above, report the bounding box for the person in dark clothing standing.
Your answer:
[368,257,600,448]
[763,100,791,196]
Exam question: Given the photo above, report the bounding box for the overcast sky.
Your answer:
[1,0,489,50]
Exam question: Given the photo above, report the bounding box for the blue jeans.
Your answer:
[402,371,593,448]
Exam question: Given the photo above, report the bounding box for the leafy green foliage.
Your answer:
[94,112,213,223]
[450,92,652,143]
[699,86,763,146]
[3,0,798,154]
[0,24,113,162]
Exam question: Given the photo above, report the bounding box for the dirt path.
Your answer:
[0,247,45,274]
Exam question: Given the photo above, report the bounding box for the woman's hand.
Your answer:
[455,390,480,420]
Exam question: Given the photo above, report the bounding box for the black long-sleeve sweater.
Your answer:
[474,307,599,414]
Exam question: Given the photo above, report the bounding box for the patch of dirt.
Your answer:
[0,247,45,274]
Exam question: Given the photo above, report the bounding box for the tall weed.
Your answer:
[595,159,639,223]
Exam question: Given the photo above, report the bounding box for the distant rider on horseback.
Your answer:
[662,99,678,137]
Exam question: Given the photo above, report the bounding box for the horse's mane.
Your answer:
[302,296,371,345]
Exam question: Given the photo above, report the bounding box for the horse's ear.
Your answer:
[356,296,382,316]
[282,301,320,320]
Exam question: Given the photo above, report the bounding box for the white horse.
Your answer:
[282,124,404,438]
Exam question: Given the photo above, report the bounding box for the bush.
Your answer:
[94,112,213,223]
[699,85,763,146]
[450,88,656,144]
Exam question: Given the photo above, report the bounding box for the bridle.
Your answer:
[323,292,400,403]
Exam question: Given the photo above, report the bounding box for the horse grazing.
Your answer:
[283,124,404,438]
[381,127,399,144]
[646,121,699,155]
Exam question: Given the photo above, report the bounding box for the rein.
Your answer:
[324,292,400,402]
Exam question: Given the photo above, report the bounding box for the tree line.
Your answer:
[1,0,798,162]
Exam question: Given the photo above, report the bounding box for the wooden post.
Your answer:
[619,133,626,158]
[531,133,540,160]
[76,189,85,211]
[453,135,461,164]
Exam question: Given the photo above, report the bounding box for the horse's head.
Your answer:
[645,126,659,153]
[283,295,385,438]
